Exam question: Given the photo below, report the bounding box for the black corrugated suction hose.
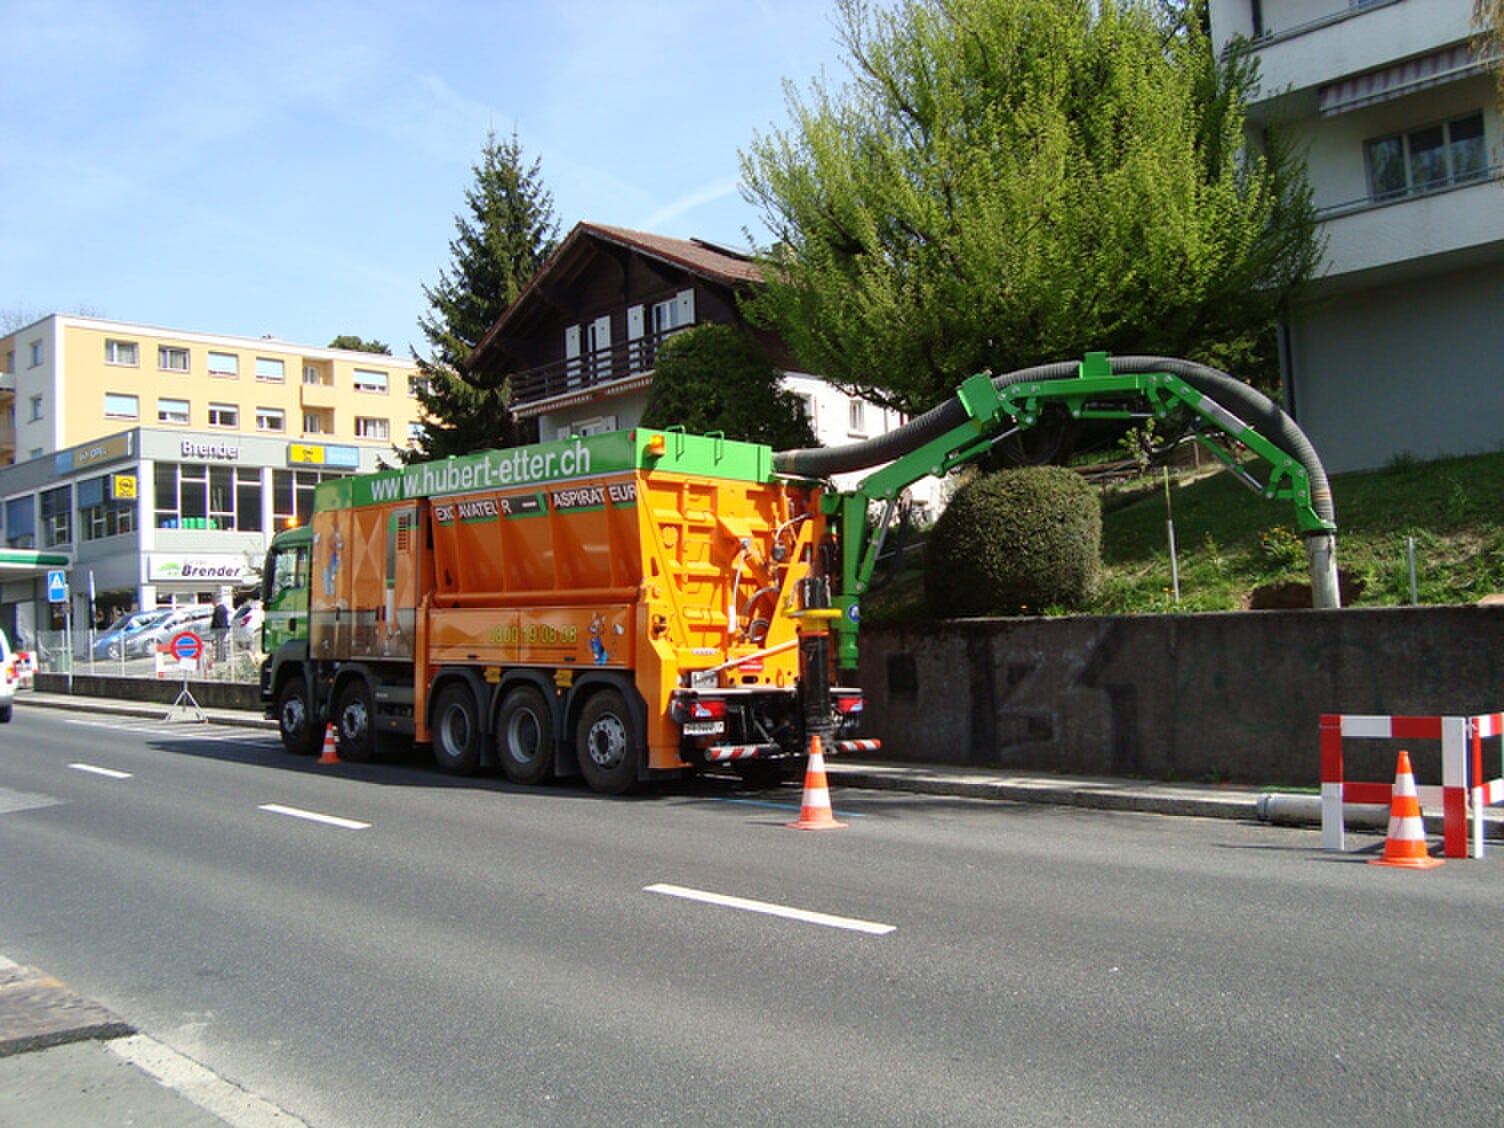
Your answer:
[772,356,1334,529]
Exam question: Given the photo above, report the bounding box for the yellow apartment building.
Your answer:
[0,315,429,648]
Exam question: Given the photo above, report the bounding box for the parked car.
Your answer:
[129,604,215,658]
[92,608,171,661]
[0,628,15,722]
[231,600,264,649]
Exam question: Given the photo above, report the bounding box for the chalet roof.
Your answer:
[468,222,763,371]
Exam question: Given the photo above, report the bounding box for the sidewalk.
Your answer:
[6,687,1498,1128]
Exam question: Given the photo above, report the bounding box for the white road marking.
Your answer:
[108,1033,309,1127]
[69,763,133,780]
[644,882,896,935]
[258,803,370,831]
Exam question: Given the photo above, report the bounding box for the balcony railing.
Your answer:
[506,328,686,409]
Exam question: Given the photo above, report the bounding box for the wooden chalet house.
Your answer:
[467,222,770,441]
[467,221,942,511]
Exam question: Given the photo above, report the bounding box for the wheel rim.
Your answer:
[441,703,471,755]
[281,694,306,737]
[585,712,628,770]
[506,709,542,766]
[342,697,369,744]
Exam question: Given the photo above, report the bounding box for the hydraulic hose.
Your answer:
[772,355,1334,532]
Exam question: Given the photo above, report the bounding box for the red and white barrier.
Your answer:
[1320,712,1504,859]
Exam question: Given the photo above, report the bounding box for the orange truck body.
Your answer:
[261,429,868,790]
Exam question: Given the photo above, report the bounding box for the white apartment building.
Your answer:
[1210,0,1504,472]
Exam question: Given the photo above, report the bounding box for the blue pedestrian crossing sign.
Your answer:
[46,569,68,603]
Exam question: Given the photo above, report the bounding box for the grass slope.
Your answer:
[866,450,1504,619]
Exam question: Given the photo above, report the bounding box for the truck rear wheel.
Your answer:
[496,685,554,785]
[576,688,637,795]
[432,683,481,775]
[276,677,320,756]
[335,679,376,763]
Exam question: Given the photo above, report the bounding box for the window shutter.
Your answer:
[675,289,695,327]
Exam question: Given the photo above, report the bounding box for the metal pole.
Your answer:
[1407,536,1418,604]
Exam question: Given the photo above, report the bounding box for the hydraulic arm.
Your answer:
[774,353,1340,670]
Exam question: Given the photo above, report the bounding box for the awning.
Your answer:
[0,549,71,578]
[1319,43,1490,116]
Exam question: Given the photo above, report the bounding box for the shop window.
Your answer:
[78,475,134,541]
[154,463,262,531]
[40,485,71,547]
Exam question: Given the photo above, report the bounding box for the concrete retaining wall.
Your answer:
[857,606,1504,786]
[35,672,260,712]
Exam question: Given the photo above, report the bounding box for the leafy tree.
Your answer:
[740,0,1322,414]
[328,335,391,355]
[407,130,559,461]
[640,324,816,449]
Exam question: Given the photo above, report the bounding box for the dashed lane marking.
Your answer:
[257,803,370,831]
[644,882,896,935]
[68,763,133,780]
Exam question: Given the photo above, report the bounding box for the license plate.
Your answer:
[682,721,725,736]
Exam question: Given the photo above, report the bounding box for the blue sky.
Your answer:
[2,0,850,355]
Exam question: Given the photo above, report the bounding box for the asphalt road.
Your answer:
[1,704,1501,1127]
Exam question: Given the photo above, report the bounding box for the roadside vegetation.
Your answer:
[864,448,1504,620]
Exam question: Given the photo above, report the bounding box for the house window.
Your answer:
[104,393,139,419]
[157,397,191,425]
[79,474,135,540]
[407,421,426,444]
[355,416,389,440]
[208,402,239,428]
[256,407,286,432]
[353,368,388,393]
[407,375,429,396]
[653,289,695,336]
[303,364,323,385]
[40,486,71,547]
[207,351,239,378]
[255,357,286,383]
[29,395,43,421]
[28,340,42,367]
[302,412,324,434]
[105,339,138,366]
[1367,112,1486,200]
[793,393,816,429]
[848,398,867,437]
[158,346,190,372]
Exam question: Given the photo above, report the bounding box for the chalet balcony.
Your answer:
[505,328,683,418]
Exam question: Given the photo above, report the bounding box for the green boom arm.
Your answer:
[814,353,1337,670]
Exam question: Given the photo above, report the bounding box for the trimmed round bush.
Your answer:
[924,466,1102,616]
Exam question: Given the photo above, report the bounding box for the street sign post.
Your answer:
[164,631,207,723]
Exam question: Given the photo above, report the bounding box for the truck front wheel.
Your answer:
[277,677,320,756]
[432,683,482,775]
[576,688,638,795]
[496,684,554,785]
[335,679,376,763]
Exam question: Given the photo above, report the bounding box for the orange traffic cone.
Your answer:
[786,735,847,830]
[318,723,341,766]
[1369,749,1443,869]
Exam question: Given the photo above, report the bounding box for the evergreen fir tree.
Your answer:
[408,130,558,461]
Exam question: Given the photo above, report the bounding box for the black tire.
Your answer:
[276,677,321,756]
[0,704,11,724]
[432,682,482,775]
[732,759,789,788]
[335,678,376,763]
[575,688,638,795]
[496,684,554,785]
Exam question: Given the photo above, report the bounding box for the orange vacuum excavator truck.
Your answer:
[258,428,869,794]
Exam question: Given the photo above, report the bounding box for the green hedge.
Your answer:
[925,466,1102,615]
